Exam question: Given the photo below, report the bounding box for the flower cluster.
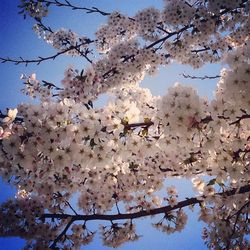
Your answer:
[59,45,169,103]
[165,186,178,207]
[134,7,160,41]
[214,43,250,119]
[207,0,243,15]
[95,11,137,53]
[21,73,53,100]
[157,83,208,136]
[46,29,90,56]
[100,222,139,248]
[201,192,249,249]
[152,209,188,234]
[0,198,57,249]
[66,224,95,249]
[162,0,196,27]
[19,0,48,20]
[59,66,98,103]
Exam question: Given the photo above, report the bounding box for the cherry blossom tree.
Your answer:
[0,0,249,249]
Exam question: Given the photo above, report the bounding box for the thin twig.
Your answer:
[43,0,110,15]
[0,41,94,66]
[65,201,78,215]
[50,218,74,249]
[181,73,221,80]
[225,200,250,250]
[42,80,63,90]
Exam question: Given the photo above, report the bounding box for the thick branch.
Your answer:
[42,184,250,222]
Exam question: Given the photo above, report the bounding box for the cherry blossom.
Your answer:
[0,0,249,249]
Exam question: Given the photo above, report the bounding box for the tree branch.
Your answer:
[0,41,94,65]
[9,1,246,68]
[181,73,221,80]
[41,184,250,223]
[42,80,63,90]
[35,19,53,33]
[42,0,110,15]
[50,218,74,249]
[65,201,78,215]
[225,200,250,250]
[229,114,250,125]
[124,121,154,129]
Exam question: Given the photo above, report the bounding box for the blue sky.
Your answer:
[0,0,222,249]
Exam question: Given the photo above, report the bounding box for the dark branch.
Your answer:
[124,121,154,129]
[181,73,221,80]
[0,41,94,66]
[146,24,193,50]
[65,201,78,215]
[225,200,250,250]
[191,47,211,54]
[35,19,53,33]
[229,114,250,125]
[42,80,63,90]
[43,0,110,15]
[50,218,75,249]
[42,184,250,223]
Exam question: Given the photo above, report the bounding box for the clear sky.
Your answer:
[0,0,222,249]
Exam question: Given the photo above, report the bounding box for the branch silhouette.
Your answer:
[42,0,110,15]
[181,73,221,80]
[41,184,250,248]
[3,0,247,66]
[42,184,250,222]
[0,40,94,65]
